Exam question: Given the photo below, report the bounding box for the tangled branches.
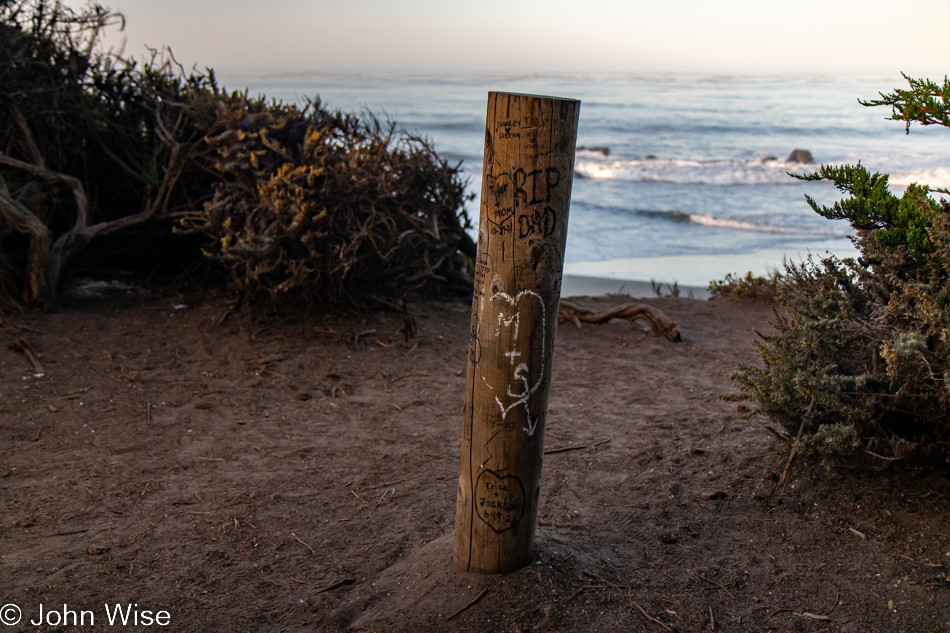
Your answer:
[0,0,219,308]
[0,0,475,311]
[194,96,475,307]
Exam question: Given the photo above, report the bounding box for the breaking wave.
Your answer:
[574,151,811,185]
[635,209,847,236]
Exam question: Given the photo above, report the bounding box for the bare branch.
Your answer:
[0,187,51,307]
[0,93,47,168]
[0,154,89,230]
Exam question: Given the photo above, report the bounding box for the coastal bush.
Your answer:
[728,74,950,461]
[708,269,783,301]
[0,0,474,311]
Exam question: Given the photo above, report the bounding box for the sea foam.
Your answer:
[574,151,811,185]
[575,149,950,190]
[635,209,847,236]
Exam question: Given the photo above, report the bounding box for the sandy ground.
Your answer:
[2,286,950,632]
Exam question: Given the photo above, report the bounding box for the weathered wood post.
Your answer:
[454,92,580,574]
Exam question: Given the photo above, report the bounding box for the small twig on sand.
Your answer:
[291,532,316,555]
[12,337,44,375]
[446,587,489,621]
[628,600,672,631]
[828,592,841,614]
[766,608,794,620]
[355,329,377,342]
[254,355,287,366]
[694,572,734,598]
[582,569,626,588]
[769,396,815,500]
[368,475,419,489]
[545,439,610,455]
[45,528,88,537]
[761,424,792,442]
[794,611,831,622]
[865,449,904,461]
[214,308,232,327]
[390,369,430,383]
[251,319,288,340]
[314,577,355,595]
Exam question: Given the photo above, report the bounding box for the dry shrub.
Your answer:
[193,96,475,307]
[0,0,220,308]
[1,1,475,311]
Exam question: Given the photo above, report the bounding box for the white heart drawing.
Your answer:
[482,289,545,436]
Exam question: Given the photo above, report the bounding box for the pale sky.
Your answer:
[69,0,950,76]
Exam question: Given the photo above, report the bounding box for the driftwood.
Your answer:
[558,299,681,342]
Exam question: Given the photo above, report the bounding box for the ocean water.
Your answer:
[218,71,950,286]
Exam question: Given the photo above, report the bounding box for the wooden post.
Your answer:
[453,92,580,574]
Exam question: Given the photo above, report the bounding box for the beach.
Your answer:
[563,236,859,299]
[5,4,950,630]
[2,287,948,632]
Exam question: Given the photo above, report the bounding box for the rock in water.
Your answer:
[786,149,813,164]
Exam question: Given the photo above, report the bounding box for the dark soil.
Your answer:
[2,289,950,632]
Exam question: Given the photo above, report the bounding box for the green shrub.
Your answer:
[728,75,950,460]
